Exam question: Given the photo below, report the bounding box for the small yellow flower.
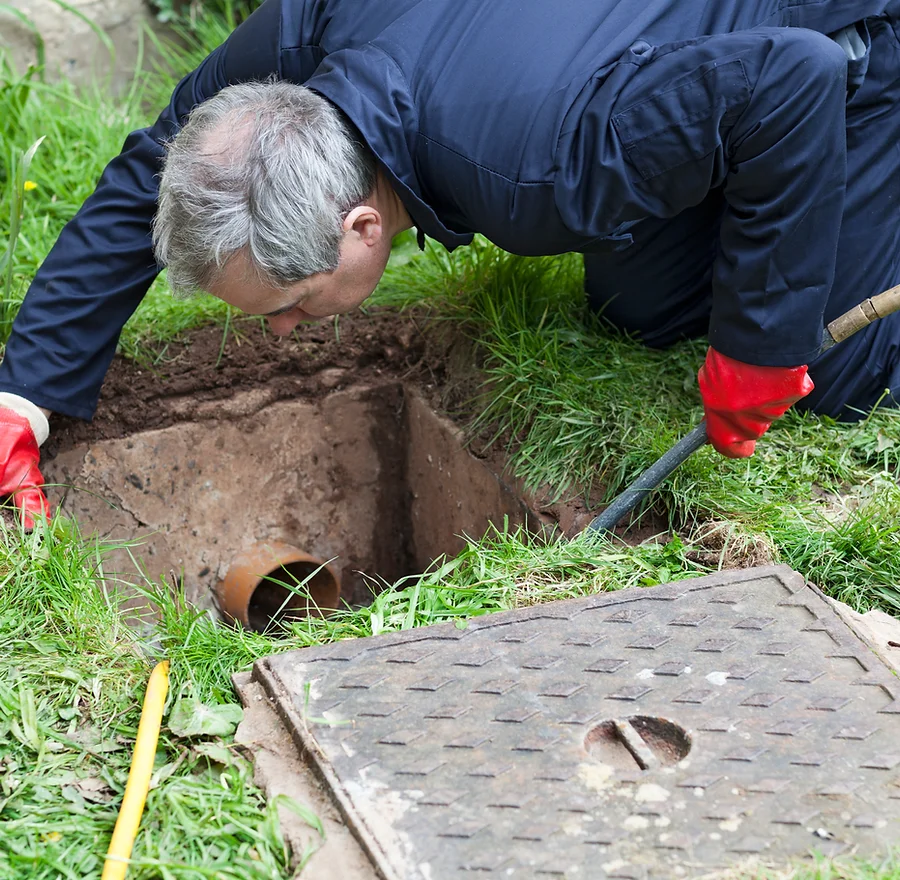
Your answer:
[23,180,37,191]
[41,831,62,843]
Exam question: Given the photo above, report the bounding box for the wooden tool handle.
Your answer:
[827,283,900,344]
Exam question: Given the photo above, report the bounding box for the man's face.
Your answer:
[207,206,391,335]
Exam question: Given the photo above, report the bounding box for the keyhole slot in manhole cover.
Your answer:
[584,715,691,770]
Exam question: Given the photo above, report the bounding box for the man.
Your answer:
[1,0,898,527]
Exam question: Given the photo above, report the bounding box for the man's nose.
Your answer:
[266,311,301,336]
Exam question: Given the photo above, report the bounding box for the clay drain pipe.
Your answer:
[216,541,341,632]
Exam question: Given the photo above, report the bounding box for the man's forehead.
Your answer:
[210,250,311,315]
[241,281,311,317]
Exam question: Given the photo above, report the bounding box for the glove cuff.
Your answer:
[0,393,50,447]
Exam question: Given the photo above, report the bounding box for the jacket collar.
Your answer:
[308,46,474,252]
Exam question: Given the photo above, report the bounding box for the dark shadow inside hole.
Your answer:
[248,560,340,633]
[631,715,691,765]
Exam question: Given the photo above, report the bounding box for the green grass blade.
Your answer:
[1,136,45,333]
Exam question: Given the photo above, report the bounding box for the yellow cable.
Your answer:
[101,660,170,880]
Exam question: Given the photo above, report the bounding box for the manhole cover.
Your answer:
[239,565,900,878]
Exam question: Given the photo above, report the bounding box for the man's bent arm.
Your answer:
[558,27,850,366]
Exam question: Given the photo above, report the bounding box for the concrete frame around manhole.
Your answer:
[42,384,540,617]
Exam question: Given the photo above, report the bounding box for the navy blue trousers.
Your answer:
[585,12,900,420]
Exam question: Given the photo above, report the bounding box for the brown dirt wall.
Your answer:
[43,307,668,544]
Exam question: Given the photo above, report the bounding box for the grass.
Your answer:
[1,520,896,879]
[372,238,900,614]
[0,521,312,879]
[2,8,900,879]
[732,853,900,879]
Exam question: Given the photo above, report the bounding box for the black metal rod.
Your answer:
[585,421,709,535]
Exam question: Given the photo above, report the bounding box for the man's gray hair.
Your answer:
[153,80,377,295]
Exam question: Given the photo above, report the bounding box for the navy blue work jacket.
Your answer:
[0,0,889,418]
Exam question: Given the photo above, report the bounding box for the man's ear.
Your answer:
[342,205,383,245]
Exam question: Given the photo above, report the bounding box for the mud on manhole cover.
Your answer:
[237,565,900,878]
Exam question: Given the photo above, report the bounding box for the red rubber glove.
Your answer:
[698,347,815,458]
[0,408,50,528]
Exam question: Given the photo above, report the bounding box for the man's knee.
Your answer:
[766,28,849,88]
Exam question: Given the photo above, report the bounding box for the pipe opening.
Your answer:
[247,559,341,632]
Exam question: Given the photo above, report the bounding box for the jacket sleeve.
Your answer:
[557,27,852,366]
[0,0,284,419]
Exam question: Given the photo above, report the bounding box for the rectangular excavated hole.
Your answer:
[44,384,538,615]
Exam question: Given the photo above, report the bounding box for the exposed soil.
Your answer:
[46,309,434,455]
[40,308,553,615]
[37,303,766,634]
[44,307,613,536]
[43,310,665,601]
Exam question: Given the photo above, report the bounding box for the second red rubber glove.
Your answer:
[698,347,815,458]
[0,408,50,529]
